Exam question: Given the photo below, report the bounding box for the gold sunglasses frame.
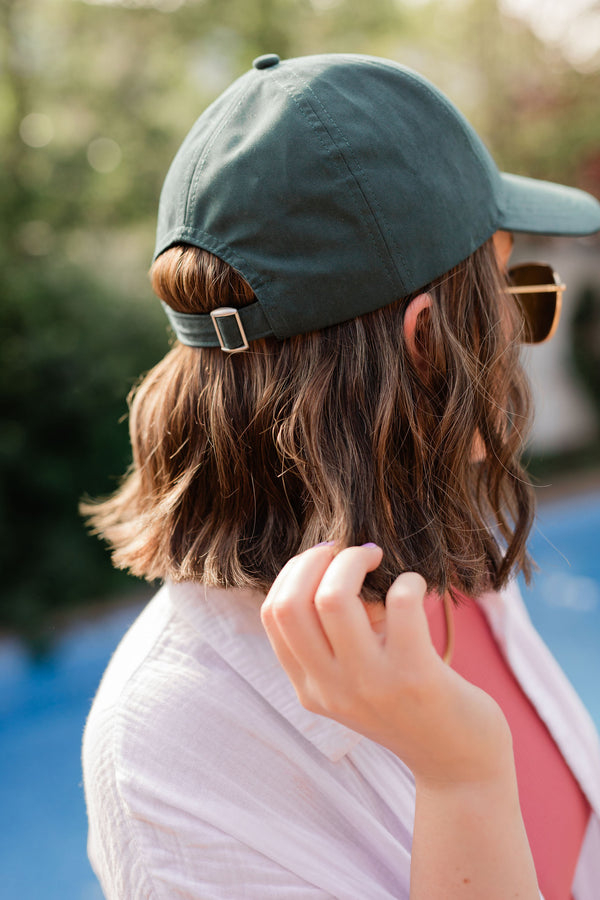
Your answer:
[505,263,566,345]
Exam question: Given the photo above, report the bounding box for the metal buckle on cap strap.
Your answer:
[209,307,249,352]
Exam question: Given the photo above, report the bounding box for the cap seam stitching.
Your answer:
[271,65,405,296]
[289,67,413,291]
[185,78,254,226]
[352,58,502,217]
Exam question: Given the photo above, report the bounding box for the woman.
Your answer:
[82,54,600,899]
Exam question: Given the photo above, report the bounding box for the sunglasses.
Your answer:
[505,263,565,345]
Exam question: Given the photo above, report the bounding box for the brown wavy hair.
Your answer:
[82,240,535,603]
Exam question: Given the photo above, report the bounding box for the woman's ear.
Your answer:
[403,292,433,370]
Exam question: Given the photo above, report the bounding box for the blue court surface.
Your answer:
[1,490,599,899]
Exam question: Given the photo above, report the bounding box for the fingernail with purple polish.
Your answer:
[361,542,379,548]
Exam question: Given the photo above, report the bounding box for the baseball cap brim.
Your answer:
[499,172,600,237]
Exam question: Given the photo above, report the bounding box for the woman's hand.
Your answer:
[261,543,513,788]
[261,544,540,898]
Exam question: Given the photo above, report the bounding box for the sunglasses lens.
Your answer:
[508,264,560,344]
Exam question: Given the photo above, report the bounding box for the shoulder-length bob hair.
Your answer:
[82,240,535,603]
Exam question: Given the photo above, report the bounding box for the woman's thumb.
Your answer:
[385,572,432,662]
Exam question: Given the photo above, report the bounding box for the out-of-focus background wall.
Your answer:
[1,0,599,642]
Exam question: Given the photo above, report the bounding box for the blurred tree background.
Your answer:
[1,0,599,648]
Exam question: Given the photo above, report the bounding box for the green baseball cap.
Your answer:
[155,52,600,351]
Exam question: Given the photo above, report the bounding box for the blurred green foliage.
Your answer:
[0,248,167,648]
[1,0,600,645]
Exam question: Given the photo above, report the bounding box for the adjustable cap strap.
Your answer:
[161,301,274,351]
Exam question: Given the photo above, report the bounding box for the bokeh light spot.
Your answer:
[19,113,54,148]
[87,137,122,173]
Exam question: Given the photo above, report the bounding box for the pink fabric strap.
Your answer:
[425,592,590,900]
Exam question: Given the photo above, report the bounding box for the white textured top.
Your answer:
[83,578,600,899]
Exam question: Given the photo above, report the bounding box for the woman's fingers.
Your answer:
[261,545,337,677]
[262,546,438,720]
[260,612,306,688]
[262,543,384,676]
[312,545,383,666]
[385,571,434,668]
[263,554,511,786]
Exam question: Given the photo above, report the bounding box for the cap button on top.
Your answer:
[253,53,280,70]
